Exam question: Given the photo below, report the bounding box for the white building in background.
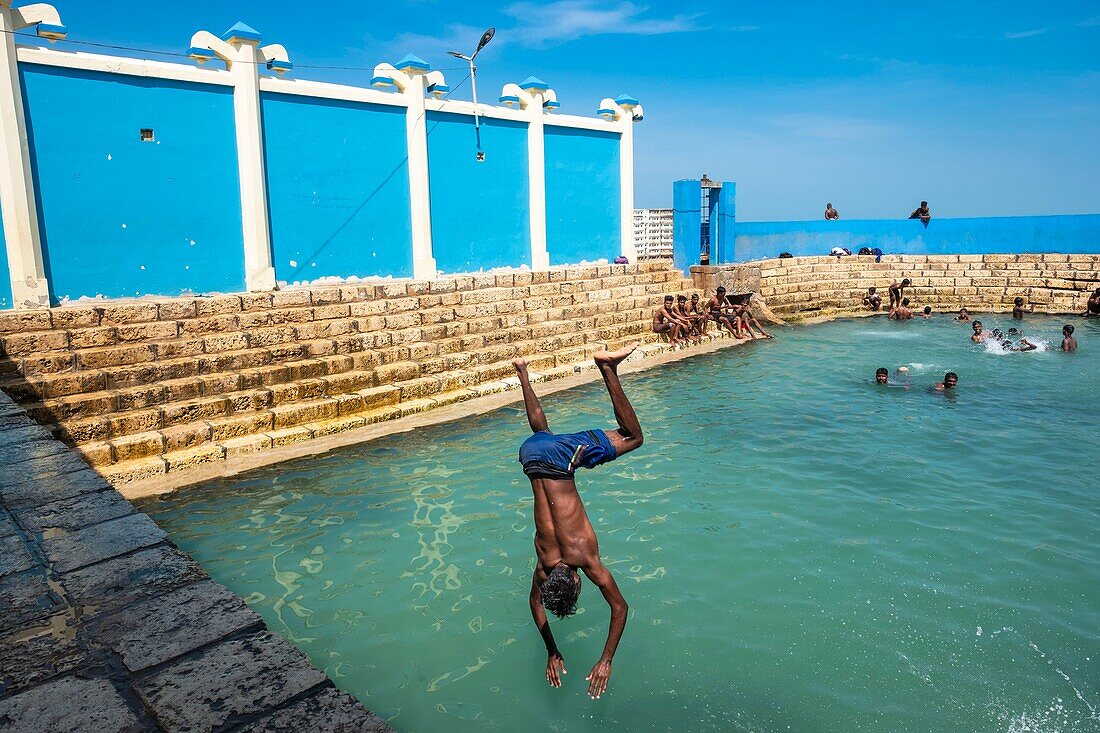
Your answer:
[633,208,673,259]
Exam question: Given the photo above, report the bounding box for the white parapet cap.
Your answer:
[259,76,407,108]
[16,44,233,86]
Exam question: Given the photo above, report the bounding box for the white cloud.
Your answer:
[1004,28,1050,39]
[503,1,704,45]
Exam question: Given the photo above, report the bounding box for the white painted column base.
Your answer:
[11,275,49,308]
[248,266,277,291]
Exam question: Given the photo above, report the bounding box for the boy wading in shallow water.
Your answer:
[513,344,644,700]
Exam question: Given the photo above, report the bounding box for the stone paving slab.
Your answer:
[14,488,135,534]
[0,534,34,577]
[0,569,61,636]
[60,545,208,616]
[0,676,142,733]
[94,580,261,673]
[0,373,392,731]
[134,630,329,732]
[42,512,166,573]
[239,687,391,733]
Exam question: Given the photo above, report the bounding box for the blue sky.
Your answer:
[25,1,1100,221]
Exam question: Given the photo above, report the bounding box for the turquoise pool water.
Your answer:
[141,315,1100,733]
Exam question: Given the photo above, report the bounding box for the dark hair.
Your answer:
[902,298,910,306]
[676,294,687,301]
[1064,324,1074,335]
[716,286,726,293]
[902,278,911,286]
[664,295,674,302]
[945,372,958,382]
[974,320,982,326]
[1007,327,1019,335]
[1014,297,1024,305]
[876,367,889,376]
[541,564,580,619]
[992,329,1005,338]
[921,201,928,207]
[691,292,699,299]
[960,307,968,312]
[869,287,876,293]
[923,306,931,314]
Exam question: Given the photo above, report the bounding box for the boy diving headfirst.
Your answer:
[513,344,644,700]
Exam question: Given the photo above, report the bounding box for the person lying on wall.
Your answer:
[908,201,931,225]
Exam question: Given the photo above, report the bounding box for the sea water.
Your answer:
[141,315,1100,732]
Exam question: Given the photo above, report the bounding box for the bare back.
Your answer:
[530,477,600,573]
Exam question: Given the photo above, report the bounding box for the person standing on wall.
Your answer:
[908,201,931,224]
[824,203,840,220]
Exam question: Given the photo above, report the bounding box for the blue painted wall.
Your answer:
[672,179,700,274]
[262,93,412,283]
[714,183,736,265]
[426,111,530,273]
[20,64,244,303]
[544,126,620,266]
[732,215,1100,263]
[0,201,10,309]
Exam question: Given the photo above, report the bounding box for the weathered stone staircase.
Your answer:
[0,263,703,490]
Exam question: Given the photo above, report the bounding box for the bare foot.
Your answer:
[511,357,527,372]
[595,342,639,367]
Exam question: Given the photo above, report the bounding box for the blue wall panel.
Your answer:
[671,179,700,274]
[544,126,619,266]
[734,215,1100,262]
[20,64,244,303]
[426,112,529,273]
[262,93,412,283]
[0,201,11,309]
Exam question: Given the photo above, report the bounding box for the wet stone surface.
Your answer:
[0,390,391,731]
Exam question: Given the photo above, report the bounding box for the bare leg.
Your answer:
[593,343,643,455]
[512,358,549,433]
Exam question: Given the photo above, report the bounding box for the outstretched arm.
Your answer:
[580,561,629,699]
[530,570,565,687]
[513,358,549,433]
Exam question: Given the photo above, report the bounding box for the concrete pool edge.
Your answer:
[0,388,392,732]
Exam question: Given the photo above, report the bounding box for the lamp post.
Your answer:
[447,27,494,161]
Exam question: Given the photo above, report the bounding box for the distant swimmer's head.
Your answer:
[541,563,581,619]
[960,308,969,315]
[902,298,911,307]
[868,287,877,294]
[973,321,983,331]
[875,367,889,384]
[1014,297,1024,306]
[1064,324,1075,336]
[1007,327,1019,336]
[1094,288,1100,297]
[902,279,911,287]
[923,306,932,315]
[944,372,958,389]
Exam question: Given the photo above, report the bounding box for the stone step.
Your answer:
[37,311,666,446]
[1,277,687,378]
[74,327,675,469]
[100,327,726,487]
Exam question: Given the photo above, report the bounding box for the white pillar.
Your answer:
[0,2,66,309]
[403,71,436,280]
[502,77,553,271]
[188,23,292,292]
[599,95,643,263]
[373,55,443,281]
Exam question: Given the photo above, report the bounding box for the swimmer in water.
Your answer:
[971,321,987,342]
[888,278,911,310]
[1062,324,1077,352]
[889,298,914,320]
[920,306,933,319]
[514,346,642,700]
[1001,338,1037,352]
[1087,288,1100,317]
[1012,297,1026,319]
[875,367,889,384]
[954,308,970,322]
[933,372,958,391]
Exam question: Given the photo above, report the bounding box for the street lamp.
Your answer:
[447,27,495,161]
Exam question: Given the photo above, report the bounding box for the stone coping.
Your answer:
[0,389,391,732]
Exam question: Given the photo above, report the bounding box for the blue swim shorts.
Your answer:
[518,430,618,480]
